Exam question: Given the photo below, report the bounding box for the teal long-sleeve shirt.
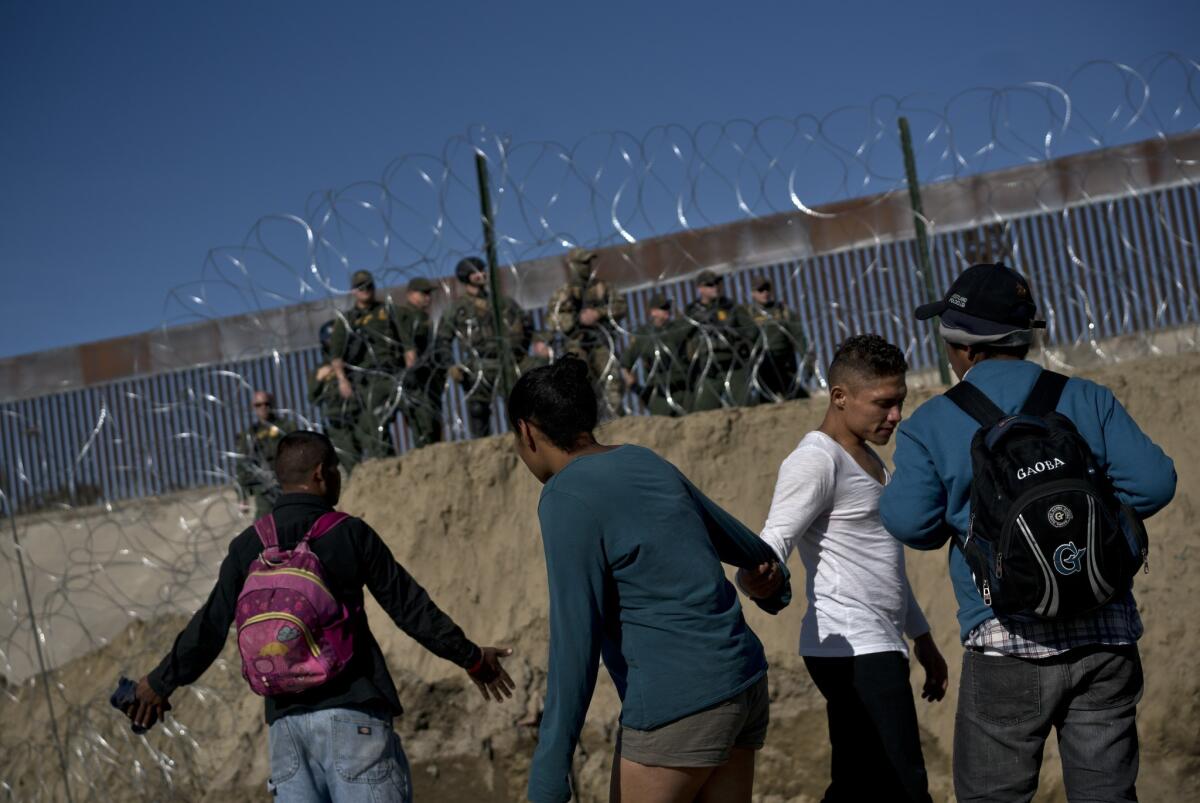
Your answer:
[528,445,790,803]
[879,359,1176,641]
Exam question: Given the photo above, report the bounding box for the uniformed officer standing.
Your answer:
[308,320,365,476]
[435,257,528,438]
[394,277,445,448]
[328,269,403,461]
[234,390,297,518]
[619,293,690,416]
[545,248,628,417]
[683,269,754,411]
[739,276,810,403]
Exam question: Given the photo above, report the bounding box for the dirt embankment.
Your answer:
[2,352,1197,802]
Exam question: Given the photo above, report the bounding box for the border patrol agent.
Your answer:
[546,247,628,417]
[683,269,754,410]
[435,257,528,437]
[328,270,403,460]
[739,276,810,403]
[309,320,366,475]
[235,390,297,517]
[395,277,446,448]
[619,293,690,416]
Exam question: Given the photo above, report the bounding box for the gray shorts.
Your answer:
[618,674,769,768]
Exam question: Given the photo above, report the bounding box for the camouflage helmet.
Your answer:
[567,247,598,282]
[455,256,486,284]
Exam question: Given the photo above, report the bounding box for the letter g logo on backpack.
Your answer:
[1053,541,1086,576]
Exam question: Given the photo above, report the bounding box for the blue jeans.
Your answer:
[267,707,412,803]
[954,645,1143,802]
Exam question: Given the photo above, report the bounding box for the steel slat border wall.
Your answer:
[1,182,1197,512]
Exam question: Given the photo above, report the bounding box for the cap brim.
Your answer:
[940,308,1029,337]
[914,300,947,320]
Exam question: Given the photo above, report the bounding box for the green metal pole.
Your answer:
[474,151,513,397]
[898,117,952,386]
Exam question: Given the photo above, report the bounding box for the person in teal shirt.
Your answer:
[506,357,790,803]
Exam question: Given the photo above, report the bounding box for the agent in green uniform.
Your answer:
[395,276,446,448]
[328,269,403,460]
[234,390,297,518]
[620,293,690,416]
[308,320,365,475]
[739,276,810,403]
[545,247,628,417]
[435,256,528,438]
[683,269,754,411]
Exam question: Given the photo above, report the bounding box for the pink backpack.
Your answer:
[235,511,356,696]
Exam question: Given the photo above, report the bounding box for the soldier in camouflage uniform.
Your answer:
[435,256,528,438]
[328,269,403,461]
[235,390,297,518]
[394,277,445,448]
[683,269,754,411]
[308,320,365,475]
[545,247,628,417]
[619,293,690,416]
[739,276,810,403]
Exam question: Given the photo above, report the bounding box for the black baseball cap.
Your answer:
[915,263,1045,343]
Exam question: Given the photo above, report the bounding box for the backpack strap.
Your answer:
[944,380,1005,427]
[1020,370,1069,417]
[253,514,279,549]
[303,511,351,543]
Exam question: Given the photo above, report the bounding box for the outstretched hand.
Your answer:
[126,676,172,731]
[737,561,783,599]
[468,646,516,703]
[913,633,948,703]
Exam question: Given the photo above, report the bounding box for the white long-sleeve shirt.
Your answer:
[760,431,929,657]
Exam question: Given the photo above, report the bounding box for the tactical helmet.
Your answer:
[567,247,597,282]
[456,256,487,284]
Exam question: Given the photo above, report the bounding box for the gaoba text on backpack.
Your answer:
[947,370,1148,620]
[235,512,356,696]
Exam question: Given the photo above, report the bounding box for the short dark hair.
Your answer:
[828,334,908,387]
[967,342,1032,360]
[274,431,337,486]
[506,357,597,451]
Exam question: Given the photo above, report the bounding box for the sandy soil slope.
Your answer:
[2,352,1196,802]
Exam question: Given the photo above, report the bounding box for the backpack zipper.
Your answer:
[251,568,335,602]
[240,612,320,658]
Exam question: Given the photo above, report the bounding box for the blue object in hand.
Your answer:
[109,676,148,734]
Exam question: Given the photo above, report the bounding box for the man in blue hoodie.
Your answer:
[879,263,1176,802]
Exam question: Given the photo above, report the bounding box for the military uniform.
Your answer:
[620,313,690,417]
[739,284,809,403]
[329,270,403,460]
[546,248,628,417]
[394,278,445,448]
[308,361,364,475]
[436,258,528,437]
[683,271,754,411]
[235,416,297,518]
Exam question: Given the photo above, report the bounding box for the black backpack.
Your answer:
[946,370,1148,620]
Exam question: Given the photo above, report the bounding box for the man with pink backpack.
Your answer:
[123,431,514,802]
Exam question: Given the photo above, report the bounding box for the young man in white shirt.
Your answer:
[740,334,948,802]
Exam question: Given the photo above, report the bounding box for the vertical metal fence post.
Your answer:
[3,495,75,803]
[898,116,952,386]
[474,151,514,398]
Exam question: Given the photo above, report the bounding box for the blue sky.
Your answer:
[1,0,1196,358]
